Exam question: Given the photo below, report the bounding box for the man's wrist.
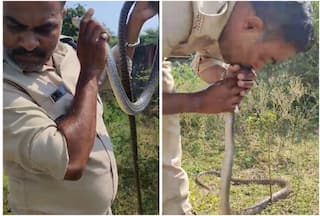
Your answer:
[78,71,99,90]
[130,11,149,25]
[190,92,203,113]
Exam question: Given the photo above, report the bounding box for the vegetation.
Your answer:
[101,92,159,215]
[62,4,85,39]
[62,4,118,47]
[171,63,318,214]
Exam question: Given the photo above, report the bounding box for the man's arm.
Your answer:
[163,92,200,114]
[126,2,157,59]
[163,78,243,114]
[57,9,107,180]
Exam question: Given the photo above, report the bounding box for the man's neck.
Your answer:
[218,2,250,63]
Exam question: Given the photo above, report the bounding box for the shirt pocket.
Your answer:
[32,80,73,122]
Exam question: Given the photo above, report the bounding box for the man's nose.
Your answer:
[18,31,40,51]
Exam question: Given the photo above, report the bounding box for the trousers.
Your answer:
[162,61,192,214]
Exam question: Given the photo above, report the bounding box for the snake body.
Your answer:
[104,43,159,115]
[219,112,235,214]
[196,112,292,214]
[113,1,159,115]
[72,2,159,116]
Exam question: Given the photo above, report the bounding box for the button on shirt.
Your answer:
[3,42,118,214]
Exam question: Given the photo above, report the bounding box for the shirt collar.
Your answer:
[192,1,236,61]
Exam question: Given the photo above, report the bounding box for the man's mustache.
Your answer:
[11,47,46,58]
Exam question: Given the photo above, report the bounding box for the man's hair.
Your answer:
[250,1,314,52]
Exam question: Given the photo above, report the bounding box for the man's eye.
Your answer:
[34,24,57,36]
[7,24,24,33]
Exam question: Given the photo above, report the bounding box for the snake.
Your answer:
[72,2,159,116]
[107,2,158,116]
[196,69,291,214]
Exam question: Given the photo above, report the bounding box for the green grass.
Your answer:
[185,135,318,215]
[171,61,319,215]
[3,176,9,215]
[102,92,159,215]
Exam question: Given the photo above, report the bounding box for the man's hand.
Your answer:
[197,64,257,113]
[225,64,257,96]
[195,78,243,113]
[197,64,257,97]
[125,2,158,59]
[77,8,107,81]
[131,2,157,23]
[163,78,243,114]
[163,62,258,114]
[58,8,110,181]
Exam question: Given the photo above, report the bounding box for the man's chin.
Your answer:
[13,58,44,72]
[17,62,43,72]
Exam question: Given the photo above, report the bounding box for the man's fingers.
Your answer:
[232,96,242,104]
[228,64,240,73]
[237,80,255,89]
[227,96,242,111]
[231,85,243,95]
[224,77,238,88]
[84,20,97,41]
[237,72,256,81]
[91,25,104,43]
[240,89,250,96]
[80,8,95,36]
[83,8,94,21]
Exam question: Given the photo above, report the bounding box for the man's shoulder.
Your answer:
[54,39,80,74]
[196,1,230,16]
[60,35,77,50]
[55,38,77,58]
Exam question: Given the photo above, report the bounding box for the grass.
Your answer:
[170,61,319,214]
[185,135,318,215]
[102,92,159,215]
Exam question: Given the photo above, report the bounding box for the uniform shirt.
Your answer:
[162,2,235,213]
[163,1,235,77]
[3,42,118,214]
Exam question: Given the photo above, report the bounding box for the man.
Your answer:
[162,1,313,214]
[3,1,156,214]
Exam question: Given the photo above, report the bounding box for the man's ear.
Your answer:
[244,16,264,32]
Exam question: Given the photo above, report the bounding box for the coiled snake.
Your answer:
[105,1,159,116]
[196,70,291,214]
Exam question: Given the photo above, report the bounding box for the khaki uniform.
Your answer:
[3,42,118,214]
[162,1,235,214]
